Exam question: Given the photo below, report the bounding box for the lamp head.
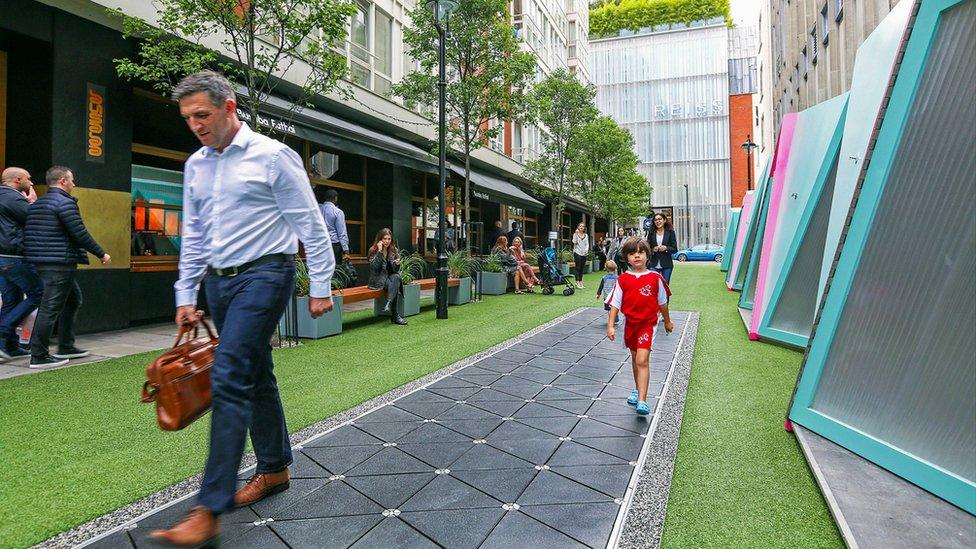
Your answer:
[426,0,459,23]
[741,136,757,152]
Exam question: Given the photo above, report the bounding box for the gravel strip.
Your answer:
[617,311,699,549]
[44,307,588,549]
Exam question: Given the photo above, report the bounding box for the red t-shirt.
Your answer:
[606,270,671,324]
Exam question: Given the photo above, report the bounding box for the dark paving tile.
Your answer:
[467,398,526,417]
[393,400,456,420]
[486,419,558,441]
[573,436,646,462]
[468,388,525,402]
[304,445,382,475]
[576,356,626,369]
[85,529,134,548]
[349,518,438,549]
[354,404,424,424]
[218,524,289,548]
[128,521,253,548]
[569,418,643,439]
[439,417,505,439]
[551,465,634,498]
[437,403,501,421]
[345,447,434,476]
[270,515,382,549]
[290,451,333,478]
[397,390,457,405]
[536,398,594,415]
[600,384,638,401]
[354,420,424,443]
[488,377,547,399]
[494,349,538,363]
[589,413,652,434]
[451,467,539,503]
[508,368,561,384]
[487,438,563,465]
[562,366,615,383]
[541,348,584,363]
[345,472,436,508]
[450,443,536,471]
[133,496,259,529]
[526,356,573,371]
[514,415,580,437]
[480,511,587,549]
[518,470,614,506]
[536,386,589,401]
[547,441,628,466]
[552,382,607,398]
[521,502,620,548]
[401,507,506,549]
[473,359,524,374]
[276,480,384,520]
[586,400,639,417]
[453,372,504,386]
[513,402,578,418]
[400,474,503,511]
[426,376,481,390]
[426,386,485,400]
[304,425,384,448]
[398,441,476,469]
[399,422,472,444]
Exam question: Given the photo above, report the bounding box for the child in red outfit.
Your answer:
[605,238,673,415]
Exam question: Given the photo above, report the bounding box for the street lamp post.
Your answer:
[427,0,459,320]
[682,183,690,248]
[741,135,758,191]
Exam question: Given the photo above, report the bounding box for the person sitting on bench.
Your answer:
[367,228,407,325]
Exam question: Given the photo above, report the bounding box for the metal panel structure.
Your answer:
[789,0,976,513]
[727,159,771,292]
[591,24,731,247]
[755,94,849,348]
[720,208,741,272]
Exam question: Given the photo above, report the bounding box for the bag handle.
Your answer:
[173,319,218,348]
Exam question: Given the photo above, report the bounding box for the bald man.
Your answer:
[0,167,42,361]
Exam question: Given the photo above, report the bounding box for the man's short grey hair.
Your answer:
[46,165,72,186]
[171,70,236,106]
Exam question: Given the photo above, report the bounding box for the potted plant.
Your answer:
[558,248,573,276]
[478,253,508,295]
[586,250,596,273]
[375,253,425,317]
[279,259,344,338]
[446,250,476,305]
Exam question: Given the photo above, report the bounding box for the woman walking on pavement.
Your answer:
[572,223,589,289]
[648,213,678,284]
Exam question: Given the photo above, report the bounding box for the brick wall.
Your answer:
[729,93,755,208]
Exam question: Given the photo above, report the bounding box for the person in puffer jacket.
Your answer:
[23,166,111,368]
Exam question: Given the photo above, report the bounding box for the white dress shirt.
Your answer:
[175,123,335,306]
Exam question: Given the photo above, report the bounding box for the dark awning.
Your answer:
[450,165,545,212]
[257,93,439,175]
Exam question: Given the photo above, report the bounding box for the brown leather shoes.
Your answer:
[149,506,219,546]
[234,468,290,507]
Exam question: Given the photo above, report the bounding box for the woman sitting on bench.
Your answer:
[367,228,408,325]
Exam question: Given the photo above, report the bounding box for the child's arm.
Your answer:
[660,303,673,334]
[595,278,605,299]
[607,306,619,340]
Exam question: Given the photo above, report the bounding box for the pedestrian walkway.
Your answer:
[81,308,692,548]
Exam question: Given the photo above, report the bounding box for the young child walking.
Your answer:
[605,239,673,415]
[595,260,619,324]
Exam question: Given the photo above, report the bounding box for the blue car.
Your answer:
[673,244,725,262]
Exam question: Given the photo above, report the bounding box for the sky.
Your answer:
[730,0,762,26]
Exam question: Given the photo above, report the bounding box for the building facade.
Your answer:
[728,25,759,209]
[758,0,905,166]
[591,20,733,247]
[0,0,592,333]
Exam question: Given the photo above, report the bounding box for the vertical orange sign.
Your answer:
[86,83,105,163]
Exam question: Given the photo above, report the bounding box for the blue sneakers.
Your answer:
[627,389,639,406]
[636,401,650,415]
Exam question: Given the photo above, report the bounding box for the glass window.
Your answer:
[131,166,183,264]
[350,3,369,63]
[820,4,829,43]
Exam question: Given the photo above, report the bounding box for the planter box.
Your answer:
[558,264,571,277]
[279,295,343,339]
[374,283,421,317]
[479,271,508,295]
[583,261,594,274]
[592,260,601,272]
[448,277,471,305]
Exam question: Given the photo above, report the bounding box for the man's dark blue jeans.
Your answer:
[0,257,44,351]
[197,261,296,514]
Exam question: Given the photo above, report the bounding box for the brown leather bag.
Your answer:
[141,321,219,431]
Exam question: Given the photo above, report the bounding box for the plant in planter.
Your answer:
[559,248,574,276]
[446,250,476,305]
[523,249,539,266]
[586,250,597,273]
[478,253,509,295]
[280,258,344,339]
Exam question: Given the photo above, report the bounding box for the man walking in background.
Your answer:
[0,167,43,360]
[320,188,350,262]
[151,71,335,546]
[23,166,111,368]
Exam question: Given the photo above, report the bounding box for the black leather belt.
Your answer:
[208,253,294,277]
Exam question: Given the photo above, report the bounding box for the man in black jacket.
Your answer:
[0,167,43,360]
[23,166,111,368]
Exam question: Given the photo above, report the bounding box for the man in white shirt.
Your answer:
[152,71,335,546]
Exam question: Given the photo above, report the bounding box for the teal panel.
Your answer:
[817,0,914,309]
[790,0,976,514]
[720,209,741,272]
[728,160,772,292]
[737,171,773,309]
[757,94,848,347]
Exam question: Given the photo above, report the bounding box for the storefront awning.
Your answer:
[256,93,439,175]
[449,165,545,212]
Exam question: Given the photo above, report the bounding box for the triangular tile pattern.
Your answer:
[122,309,687,549]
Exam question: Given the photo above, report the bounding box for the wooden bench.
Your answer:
[334,277,460,305]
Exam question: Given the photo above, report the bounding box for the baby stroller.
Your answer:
[538,247,576,296]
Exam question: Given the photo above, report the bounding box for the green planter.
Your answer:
[448,277,472,305]
[374,283,421,317]
[592,259,602,272]
[583,261,593,274]
[279,295,343,339]
[558,264,571,277]
[479,271,508,295]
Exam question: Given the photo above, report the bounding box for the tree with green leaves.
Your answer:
[523,68,599,235]
[111,0,355,132]
[589,0,732,38]
[394,0,536,251]
[570,116,648,235]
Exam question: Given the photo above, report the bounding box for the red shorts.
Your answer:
[624,320,656,351]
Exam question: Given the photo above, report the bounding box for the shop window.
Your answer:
[131,165,184,272]
[306,143,367,257]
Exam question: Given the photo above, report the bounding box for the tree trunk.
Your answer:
[463,147,472,253]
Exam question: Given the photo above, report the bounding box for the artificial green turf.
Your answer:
[0,274,603,548]
[660,264,842,548]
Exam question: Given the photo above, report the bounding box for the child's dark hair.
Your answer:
[621,237,651,259]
